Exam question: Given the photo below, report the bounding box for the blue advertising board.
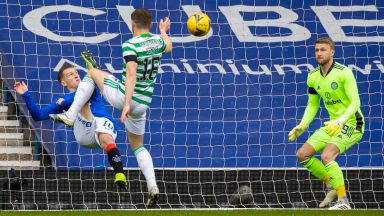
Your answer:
[0,0,383,169]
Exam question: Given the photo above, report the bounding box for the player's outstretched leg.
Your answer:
[319,189,337,208]
[52,73,97,126]
[81,50,102,70]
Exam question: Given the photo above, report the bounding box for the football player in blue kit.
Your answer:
[14,63,127,189]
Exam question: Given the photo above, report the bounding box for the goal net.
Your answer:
[0,0,383,210]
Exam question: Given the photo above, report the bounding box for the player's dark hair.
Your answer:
[315,37,335,50]
[58,63,75,82]
[131,8,152,29]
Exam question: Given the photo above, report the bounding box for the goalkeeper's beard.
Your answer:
[316,57,331,66]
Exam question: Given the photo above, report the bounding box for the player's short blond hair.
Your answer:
[315,37,335,50]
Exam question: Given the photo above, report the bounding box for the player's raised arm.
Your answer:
[159,17,172,53]
[14,81,66,121]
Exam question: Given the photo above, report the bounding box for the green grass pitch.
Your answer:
[0,210,383,216]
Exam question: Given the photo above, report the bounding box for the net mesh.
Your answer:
[0,0,383,210]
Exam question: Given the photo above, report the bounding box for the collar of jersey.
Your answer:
[319,60,335,77]
[138,33,152,37]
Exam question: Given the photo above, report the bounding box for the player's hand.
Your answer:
[120,105,130,123]
[288,122,307,142]
[324,120,343,137]
[159,17,171,32]
[14,81,28,95]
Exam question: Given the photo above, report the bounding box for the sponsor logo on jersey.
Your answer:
[325,99,341,105]
[325,92,331,99]
[331,82,338,90]
[77,116,92,127]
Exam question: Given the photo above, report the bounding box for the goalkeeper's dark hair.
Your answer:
[131,8,152,29]
[315,37,335,50]
[58,63,75,82]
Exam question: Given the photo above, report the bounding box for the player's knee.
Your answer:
[296,149,307,161]
[321,153,333,164]
[98,133,114,147]
[86,68,98,77]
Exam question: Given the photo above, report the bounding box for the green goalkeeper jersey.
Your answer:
[303,61,364,132]
[122,33,166,106]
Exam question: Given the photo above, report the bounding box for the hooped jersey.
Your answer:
[122,33,166,106]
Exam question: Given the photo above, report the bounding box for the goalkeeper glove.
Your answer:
[288,121,308,142]
[324,120,344,137]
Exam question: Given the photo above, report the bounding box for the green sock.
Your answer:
[300,157,329,182]
[325,161,347,199]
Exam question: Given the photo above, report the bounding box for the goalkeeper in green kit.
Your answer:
[288,37,364,210]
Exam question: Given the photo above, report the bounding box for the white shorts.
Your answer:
[73,115,117,148]
[102,74,148,135]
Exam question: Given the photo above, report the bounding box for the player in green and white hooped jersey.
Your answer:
[54,8,172,208]
[288,38,364,210]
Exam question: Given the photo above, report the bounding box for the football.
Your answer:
[229,185,252,207]
[187,12,211,37]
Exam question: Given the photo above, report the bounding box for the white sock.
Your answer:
[66,76,95,120]
[134,146,157,191]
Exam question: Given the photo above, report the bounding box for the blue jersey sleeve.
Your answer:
[59,93,74,110]
[21,91,74,121]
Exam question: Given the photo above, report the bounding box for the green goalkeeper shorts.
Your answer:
[306,124,363,154]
